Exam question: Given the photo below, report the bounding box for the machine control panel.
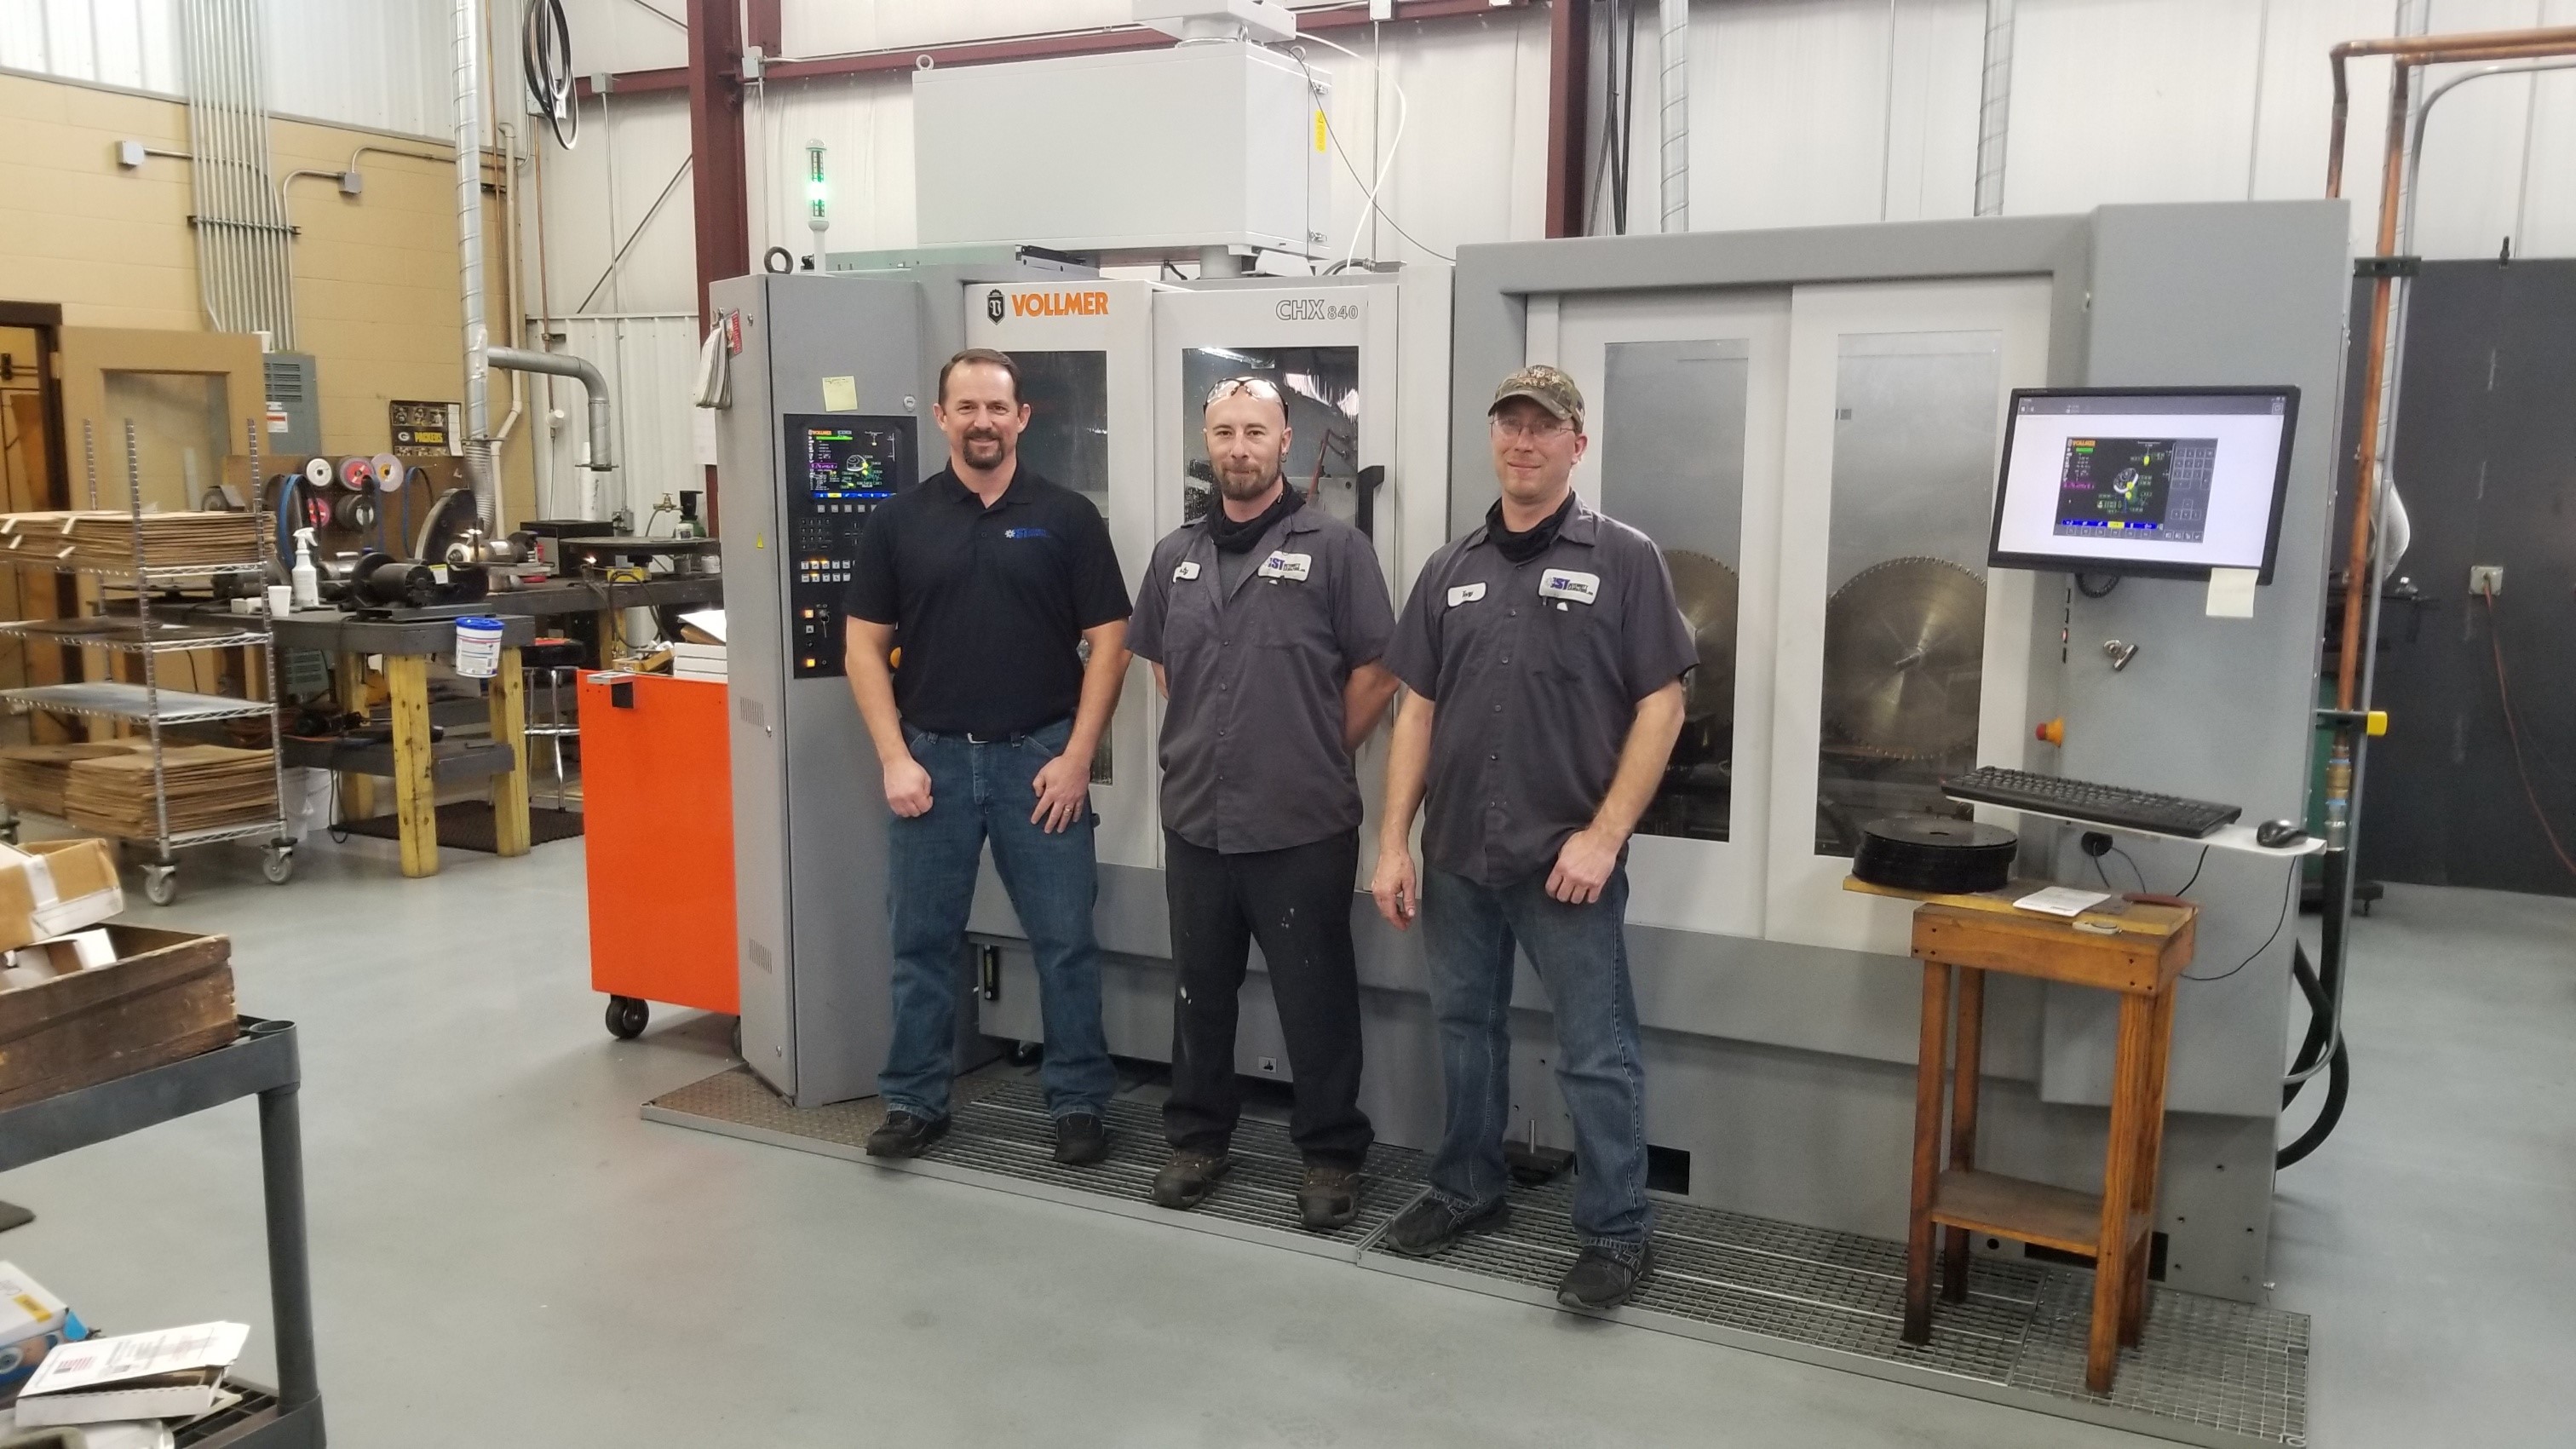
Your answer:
[782,412,915,678]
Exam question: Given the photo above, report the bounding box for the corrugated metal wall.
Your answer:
[1,0,452,138]
[527,312,700,524]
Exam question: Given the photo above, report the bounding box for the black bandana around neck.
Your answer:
[1486,492,1576,564]
[1208,481,1303,554]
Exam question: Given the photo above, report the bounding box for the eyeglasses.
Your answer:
[1205,376,1283,406]
[1491,412,1575,440]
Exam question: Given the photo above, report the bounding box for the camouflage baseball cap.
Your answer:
[1488,365,1585,427]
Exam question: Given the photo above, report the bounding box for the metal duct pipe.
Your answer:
[452,0,494,522]
[1658,0,1689,232]
[1974,0,2015,216]
[485,347,615,474]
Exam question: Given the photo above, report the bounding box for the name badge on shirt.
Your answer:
[1174,561,1201,582]
[1446,582,1486,607]
[1258,551,1313,583]
[1538,570,1601,607]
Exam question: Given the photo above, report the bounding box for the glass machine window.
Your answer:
[1597,339,1749,842]
[1010,350,1114,782]
[1179,346,1367,532]
[1814,331,2004,857]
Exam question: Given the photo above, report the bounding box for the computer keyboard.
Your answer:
[1941,766,2243,839]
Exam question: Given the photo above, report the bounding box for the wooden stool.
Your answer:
[1880,886,2196,1394]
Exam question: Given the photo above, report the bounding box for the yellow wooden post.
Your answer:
[486,646,531,856]
[386,653,437,877]
[333,652,376,821]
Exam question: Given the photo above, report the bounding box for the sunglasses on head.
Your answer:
[1205,375,1284,406]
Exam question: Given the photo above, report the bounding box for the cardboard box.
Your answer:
[8,930,116,978]
[0,841,122,954]
[0,1262,86,1399]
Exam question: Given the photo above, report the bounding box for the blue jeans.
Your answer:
[879,717,1114,1123]
[1419,863,1652,1256]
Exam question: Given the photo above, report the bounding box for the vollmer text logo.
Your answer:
[1274,298,1361,321]
[1009,290,1112,318]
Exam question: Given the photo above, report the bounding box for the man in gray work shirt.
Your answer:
[1129,375,1399,1230]
[1371,365,1695,1310]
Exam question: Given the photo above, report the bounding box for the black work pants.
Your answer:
[1163,828,1374,1169]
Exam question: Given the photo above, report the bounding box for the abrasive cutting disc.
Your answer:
[1665,549,1739,725]
[1852,814,2018,894]
[301,457,333,488]
[1822,556,1987,758]
[370,453,401,490]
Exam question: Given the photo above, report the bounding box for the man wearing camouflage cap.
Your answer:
[1369,365,1695,1310]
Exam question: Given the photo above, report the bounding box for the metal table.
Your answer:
[0,1017,323,1446]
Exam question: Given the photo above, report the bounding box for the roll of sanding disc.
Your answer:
[1852,815,2019,894]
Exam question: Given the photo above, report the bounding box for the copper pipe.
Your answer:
[2335,55,2409,714]
[2332,25,2576,60]
[2329,32,2576,196]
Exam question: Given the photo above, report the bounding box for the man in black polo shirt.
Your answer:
[842,346,1132,1166]
[1371,365,1695,1310]
[1127,377,1399,1230]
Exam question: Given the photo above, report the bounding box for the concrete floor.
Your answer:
[0,834,2565,1446]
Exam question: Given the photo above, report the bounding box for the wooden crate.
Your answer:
[0,926,235,1109]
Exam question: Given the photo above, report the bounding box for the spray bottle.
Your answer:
[291,527,320,609]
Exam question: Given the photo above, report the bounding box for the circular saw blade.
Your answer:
[1665,549,1739,725]
[1822,555,1987,758]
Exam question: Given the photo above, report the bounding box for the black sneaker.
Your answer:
[1297,1164,1363,1233]
[865,1109,948,1159]
[1151,1149,1232,1209]
[1556,1240,1654,1311]
[1054,1113,1111,1165]
[1383,1193,1510,1257]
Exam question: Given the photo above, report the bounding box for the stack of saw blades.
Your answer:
[0,511,262,571]
[60,745,275,837]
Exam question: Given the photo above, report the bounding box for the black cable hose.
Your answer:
[2278,940,2352,1168]
[524,0,579,151]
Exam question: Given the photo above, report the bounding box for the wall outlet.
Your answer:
[2470,565,2504,598]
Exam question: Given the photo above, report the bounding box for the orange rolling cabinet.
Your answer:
[581,671,739,1040]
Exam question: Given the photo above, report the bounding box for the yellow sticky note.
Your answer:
[1314,110,1327,152]
[821,375,858,411]
[2205,566,2257,618]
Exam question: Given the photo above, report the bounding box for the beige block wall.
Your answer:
[0,70,536,522]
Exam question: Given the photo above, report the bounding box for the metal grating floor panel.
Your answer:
[1360,1176,2308,1449]
[647,1068,2306,1446]
[645,1066,1428,1262]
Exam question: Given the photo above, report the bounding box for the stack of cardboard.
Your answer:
[0,512,262,572]
[0,743,148,819]
[60,747,274,838]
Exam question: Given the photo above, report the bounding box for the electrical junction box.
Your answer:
[911,40,1331,262]
[262,352,320,457]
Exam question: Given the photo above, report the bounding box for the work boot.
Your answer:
[1297,1164,1363,1232]
[1383,1193,1510,1257]
[1054,1113,1111,1166]
[865,1109,948,1159]
[1151,1149,1233,1209]
[1556,1240,1655,1311]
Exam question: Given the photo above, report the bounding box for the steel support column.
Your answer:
[1544,0,1591,238]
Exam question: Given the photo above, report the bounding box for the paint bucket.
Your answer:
[454,616,504,679]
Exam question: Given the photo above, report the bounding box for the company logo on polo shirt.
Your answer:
[1274,297,1361,322]
[986,289,1006,322]
[1002,526,1053,539]
[1009,290,1111,319]
[1538,570,1600,606]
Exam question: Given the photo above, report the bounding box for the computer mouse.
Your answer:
[2255,819,2308,848]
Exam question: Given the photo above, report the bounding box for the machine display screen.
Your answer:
[1988,388,2297,583]
[798,420,900,502]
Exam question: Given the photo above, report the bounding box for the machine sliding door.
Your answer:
[1553,290,1788,938]
[969,280,1159,871]
[1764,279,2050,955]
